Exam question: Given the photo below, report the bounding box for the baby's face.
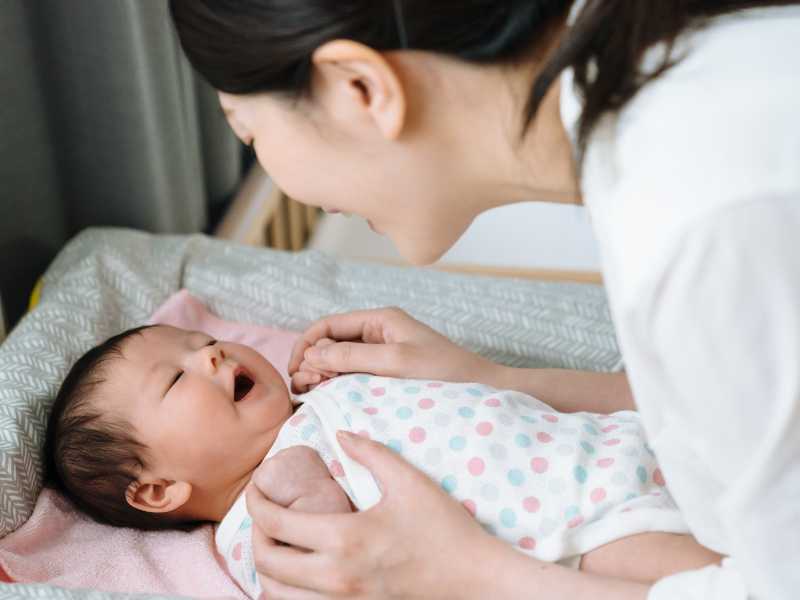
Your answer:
[105,325,292,497]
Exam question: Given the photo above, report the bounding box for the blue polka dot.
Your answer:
[441,475,458,493]
[574,465,588,484]
[515,433,532,448]
[507,469,525,486]
[355,374,371,383]
[458,407,475,418]
[301,424,317,440]
[520,415,537,424]
[404,386,421,394]
[565,505,580,519]
[387,439,403,453]
[625,492,638,501]
[467,387,483,397]
[449,436,467,451]
[348,391,363,402]
[344,413,352,426]
[396,406,413,419]
[583,423,599,435]
[240,517,252,530]
[580,441,596,454]
[636,466,648,483]
[500,508,517,528]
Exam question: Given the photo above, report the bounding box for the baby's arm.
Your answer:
[256,445,354,514]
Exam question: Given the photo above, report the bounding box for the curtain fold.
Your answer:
[0,0,243,328]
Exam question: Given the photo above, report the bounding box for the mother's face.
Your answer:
[217,43,490,266]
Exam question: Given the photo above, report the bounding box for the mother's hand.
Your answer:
[246,430,502,599]
[288,307,494,393]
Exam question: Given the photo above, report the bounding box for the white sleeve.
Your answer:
[642,196,800,600]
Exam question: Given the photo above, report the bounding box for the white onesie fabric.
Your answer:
[216,374,687,598]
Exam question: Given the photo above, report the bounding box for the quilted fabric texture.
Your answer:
[0,227,620,600]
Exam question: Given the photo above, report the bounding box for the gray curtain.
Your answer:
[0,0,243,328]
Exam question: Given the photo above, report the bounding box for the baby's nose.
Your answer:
[203,345,226,370]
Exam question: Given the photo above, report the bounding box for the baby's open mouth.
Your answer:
[233,369,255,402]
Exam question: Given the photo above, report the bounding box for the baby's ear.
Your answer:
[125,478,192,514]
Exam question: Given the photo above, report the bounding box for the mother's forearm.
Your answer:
[473,538,650,600]
[478,363,636,414]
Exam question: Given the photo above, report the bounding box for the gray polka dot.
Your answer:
[548,478,566,494]
[539,517,558,538]
[489,443,508,460]
[481,483,500,502]
[434,412,452,427]
[498,413,515,427]
[557,444,574,456]
[611,471,629,486]
[424,447,443,466]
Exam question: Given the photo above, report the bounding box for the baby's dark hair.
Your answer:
[43,325,196,531]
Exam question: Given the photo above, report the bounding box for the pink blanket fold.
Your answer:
[0,290,301,596]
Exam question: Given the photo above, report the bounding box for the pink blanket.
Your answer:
[0,290,301,596]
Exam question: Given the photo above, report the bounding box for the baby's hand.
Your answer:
[255,446,353,514]
[290,338,340,394]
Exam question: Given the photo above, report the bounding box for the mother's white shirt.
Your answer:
[561,6,800,599]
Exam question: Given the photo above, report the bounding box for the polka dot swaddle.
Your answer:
[216,374,687,598]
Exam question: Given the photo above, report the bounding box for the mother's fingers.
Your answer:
[287,308,405,374]
[245,483,354,550]
[258,572,329,600]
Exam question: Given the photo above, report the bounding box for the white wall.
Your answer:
[309,202,602,271]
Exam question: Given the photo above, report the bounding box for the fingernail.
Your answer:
[306,347,322,361]
[337,430,356,442]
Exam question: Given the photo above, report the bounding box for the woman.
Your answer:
[169,1,800,598]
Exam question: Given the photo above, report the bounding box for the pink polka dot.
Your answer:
[363,407,379,415]
[597,458,615,468]
[356,429,371,439]
[476,421,493,436]
[603,438,621,446]
[530,457,549,474]
[289,414,306,426]
[409,427,426,443]
[484,397,501,407]
[568,516,584,529]
[590,488,607,503]
[467,457,485,476]
[622,507,633,513]
[542,414,559,423]
[518,537,537,550]
[522,496,541,513]
[462,499,477,517]
[371,387,386,397]
[328,460,344,478]
[418,398,435,409]
[536,432,553,443]
[601,424,619,433]
[427,382,444,388]
[232,542,242,561]
[653,468,666,486]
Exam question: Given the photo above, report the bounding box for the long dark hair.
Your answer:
[169,0,796,161]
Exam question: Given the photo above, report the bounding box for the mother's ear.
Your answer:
[126,477,192,514]
[312,40,407,140]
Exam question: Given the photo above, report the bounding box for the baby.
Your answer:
[45,325,720,597]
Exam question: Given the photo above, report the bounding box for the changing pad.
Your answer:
[0,227,621,600]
